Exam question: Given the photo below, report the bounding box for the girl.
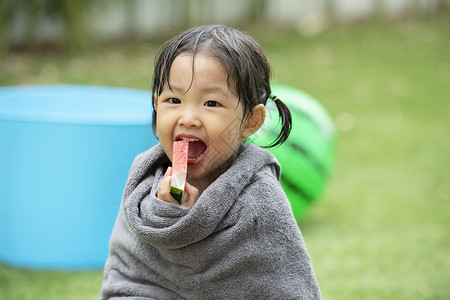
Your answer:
[101,25,321,299]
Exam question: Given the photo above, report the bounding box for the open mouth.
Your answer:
[176,137,207,164]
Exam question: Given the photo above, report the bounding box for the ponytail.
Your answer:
[263,93,292,148]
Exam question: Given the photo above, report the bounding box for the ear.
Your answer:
[241,104,266,139]
[153,94,158,108]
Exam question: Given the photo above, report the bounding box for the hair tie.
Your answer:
[269,93,279,103]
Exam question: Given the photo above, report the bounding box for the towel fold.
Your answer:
[101,143,321,299]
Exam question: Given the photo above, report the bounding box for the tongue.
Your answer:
[188,141,206,159]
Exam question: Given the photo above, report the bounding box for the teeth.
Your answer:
[180,137,199,142]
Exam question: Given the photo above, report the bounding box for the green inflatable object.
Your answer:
[251,84,337,220]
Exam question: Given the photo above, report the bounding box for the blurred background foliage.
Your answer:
[1,1,449,299]
[1,0,105,54]
[1,0,450,54]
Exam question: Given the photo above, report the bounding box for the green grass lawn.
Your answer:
[1,16,449,299]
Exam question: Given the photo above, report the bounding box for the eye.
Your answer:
[204,100,220,107]
[168,98,181,104]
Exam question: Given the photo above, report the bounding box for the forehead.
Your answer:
[164,52,235,95]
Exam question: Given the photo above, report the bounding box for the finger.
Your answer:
[157,167,178,205]
[165,166,173,177]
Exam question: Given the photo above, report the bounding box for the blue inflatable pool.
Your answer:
[0,85,157,269]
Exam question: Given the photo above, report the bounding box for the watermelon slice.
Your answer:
[170,139,189,203]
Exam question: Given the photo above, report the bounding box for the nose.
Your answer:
[178,105,201,128]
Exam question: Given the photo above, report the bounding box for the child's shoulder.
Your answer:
[238,144,287,205]
[240,144,281,179]
[130,144,165,169]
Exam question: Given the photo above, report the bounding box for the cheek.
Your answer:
[208,120,243,152]
[155,110,174,147]
[156,107,173,130]
[157,127,173,161]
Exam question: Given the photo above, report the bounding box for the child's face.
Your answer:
[155,52,250,189]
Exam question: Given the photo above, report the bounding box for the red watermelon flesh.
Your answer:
[170,139,189,203]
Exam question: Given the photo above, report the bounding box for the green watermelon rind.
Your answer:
[170,186,183,204]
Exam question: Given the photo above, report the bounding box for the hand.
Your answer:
[157,167,199,209]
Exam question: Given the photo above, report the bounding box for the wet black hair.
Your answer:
[151,24,291,148]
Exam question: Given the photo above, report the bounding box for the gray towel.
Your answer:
[101,144,321,299]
